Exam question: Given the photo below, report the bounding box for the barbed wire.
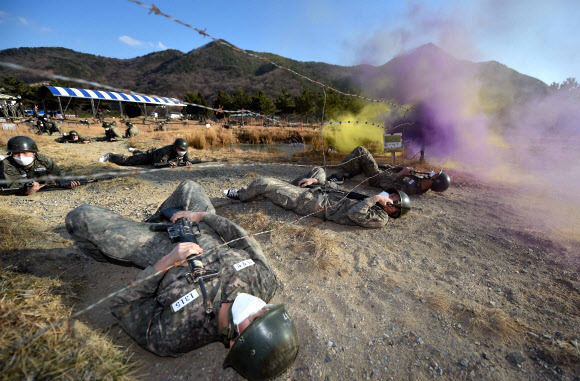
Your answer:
[0,147,429,354]
[0,3,425,354]
[127,0,412,112]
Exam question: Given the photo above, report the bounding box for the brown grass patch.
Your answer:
[0,268,137,380]
[455,302,522,340]
[221,209,273,233]
[413,287,453,314]
[0,204,53,254]
[539,340,580,365]
[273,225,342,272]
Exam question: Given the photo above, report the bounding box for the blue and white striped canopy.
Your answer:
[45,86,185,106]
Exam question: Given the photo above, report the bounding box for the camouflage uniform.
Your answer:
[332,146,425,195]
[45,120,61,136]
[238,167,390,228]
[65,180,278,357]
[0,153,63,188]
[55,135,91,143]
[105,126,123,140]
[108,145,191,166]
[125,125,140,138]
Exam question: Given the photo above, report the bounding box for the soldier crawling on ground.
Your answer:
[100,122,123,141]
[65,180,299,380]
[223,166,411,228]
[55,130,91,144]
[1,136,80,195]
[325,146,451,195]
[124,121,140,138]
[98,138,193,167]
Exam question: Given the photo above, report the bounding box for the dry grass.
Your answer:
[273,225,342,272]
[0,268,137,380]
[0,204,53,254]
[413,287,453,314]
[455,302,522,341]
[539,340,580,365]
[221,209,273,233]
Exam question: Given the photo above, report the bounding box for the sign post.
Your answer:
[383,132,403,165]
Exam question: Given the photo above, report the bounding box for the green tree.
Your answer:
[275,89,295,116]
[231,89,251,111]
[294,89,316,120]
[212,90,234,120]
[250,90,276,115]
[184,91,210,118]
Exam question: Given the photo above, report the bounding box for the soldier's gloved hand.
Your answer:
[25,181,44,195]
[168,161,177,168]
[185,161,193,167]
[298,178,318,187]
[154,242,204,272]
[170,211,206,223]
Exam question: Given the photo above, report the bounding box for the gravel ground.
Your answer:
[1,132,579,380]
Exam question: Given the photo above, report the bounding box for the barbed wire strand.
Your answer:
[127,0,412,112]
[0,147,431,354]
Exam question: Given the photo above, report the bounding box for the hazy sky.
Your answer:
[0,0,578,85]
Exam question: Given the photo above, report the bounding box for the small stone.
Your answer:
[554,332,563,340]
[489,301,496,307]
[506,352,525,365]
[459,358,469,367]
[570,340,578,348]
[437,368,443,376]
[415,337,423,345]
[324,354,331,363]
[482,352,490,360]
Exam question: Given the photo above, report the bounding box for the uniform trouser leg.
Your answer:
[109,152,150,166]
[334,146,381,179]
[290,166,326,186]
[239,178,304,210]
[65,205,173,268]
[147,180,216,222]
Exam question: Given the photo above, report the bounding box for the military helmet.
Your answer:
[431,171,450,192]
[173,138,189,150]
[386,188,411,219]
[223,304,299,380]
[102,122,111,128]
[69,130,79,136]
[7,136,39,153]
[125,121,133,127]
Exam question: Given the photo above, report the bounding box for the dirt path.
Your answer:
[1,136,578,380]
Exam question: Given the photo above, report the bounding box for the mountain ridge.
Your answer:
[0,42,548,106]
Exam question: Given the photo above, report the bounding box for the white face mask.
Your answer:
[231,293,266,331]
[176,149,187,157]
[13,155,34,166]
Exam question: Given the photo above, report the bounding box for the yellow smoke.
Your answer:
[324,103,392,153]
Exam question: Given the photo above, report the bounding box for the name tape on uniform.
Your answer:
[171,289,199,312]
[233,259,255,271]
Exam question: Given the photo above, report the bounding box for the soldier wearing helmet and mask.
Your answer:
[1,136,80,195]
[56,130,91,144]
[98,138,192,167]
[65,180,299,380]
